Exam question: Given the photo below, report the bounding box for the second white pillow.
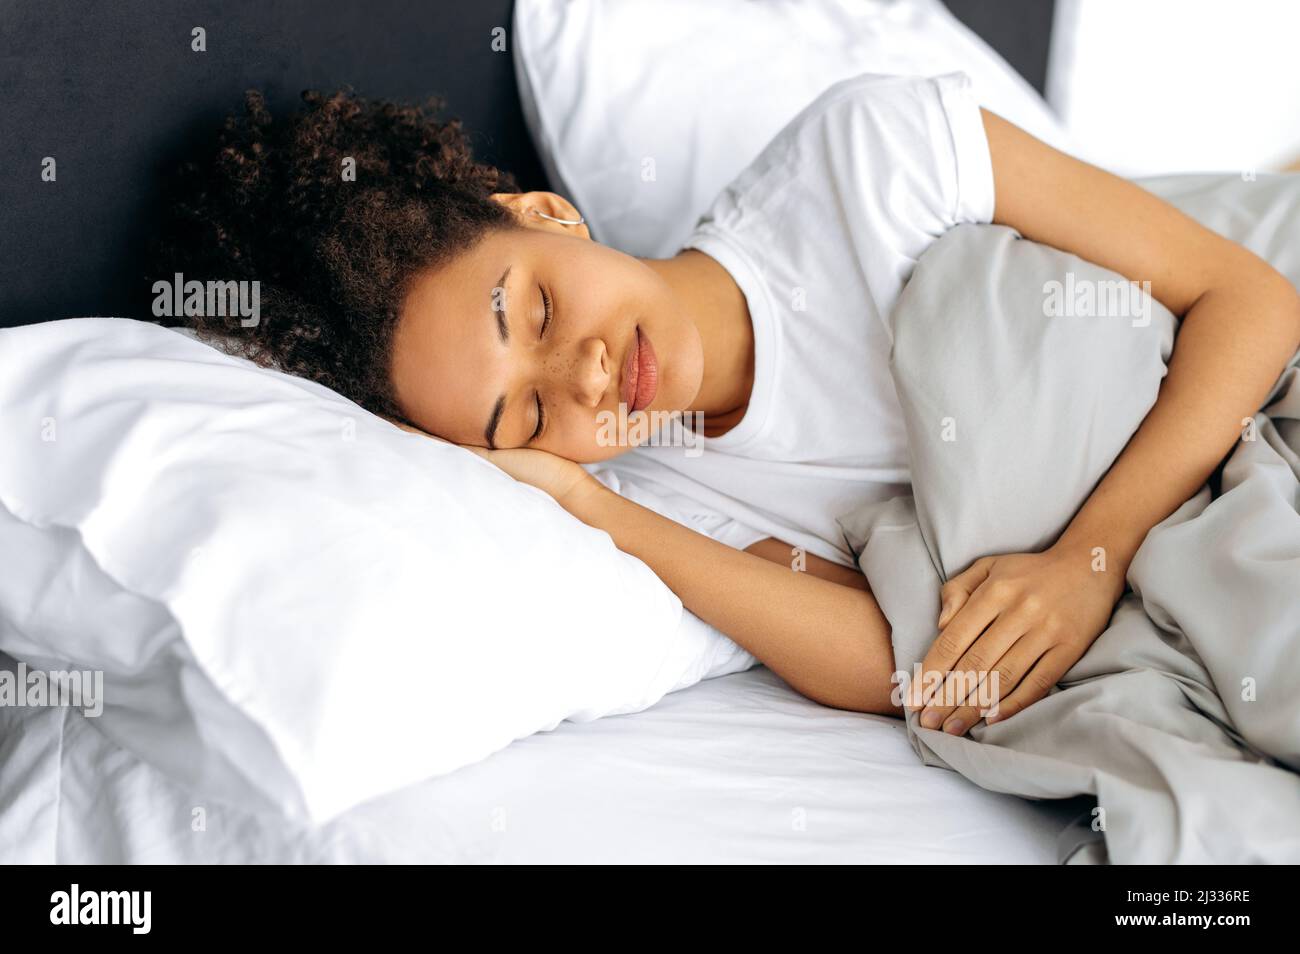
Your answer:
[513,0,1072,257]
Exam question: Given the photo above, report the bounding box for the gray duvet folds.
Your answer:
[837,174,1300,863]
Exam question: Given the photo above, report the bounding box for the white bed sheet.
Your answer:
[0,651,1079,864]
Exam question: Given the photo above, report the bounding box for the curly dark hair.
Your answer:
[150,87,521,418]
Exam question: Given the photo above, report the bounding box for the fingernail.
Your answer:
[944,718,966,735]
[920,709,943,729]
[938,599,951,625]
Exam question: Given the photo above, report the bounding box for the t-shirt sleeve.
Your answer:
[822,70,996,235]
[696,71,996,256]
[931,71,997,227]
[589,469,770,553]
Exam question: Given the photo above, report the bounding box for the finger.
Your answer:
[938,556,994,629]
[975,635,1050,723]
[984,643,1074,724]
[933,630,1049,736]
[919,611,1031,730]
[938,702,983,737]
[919,588,1002,704]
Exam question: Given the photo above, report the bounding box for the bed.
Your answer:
[0,1,1075,865]
[0,651,1082,864]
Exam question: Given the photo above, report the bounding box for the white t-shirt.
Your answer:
[588,72,996,567]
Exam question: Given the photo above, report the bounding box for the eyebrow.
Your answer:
[484,266,512,449]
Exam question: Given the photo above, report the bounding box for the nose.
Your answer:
[540,335,608,410]
[571,336,610,408]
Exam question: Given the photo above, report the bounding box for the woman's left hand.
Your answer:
[914,542,1127,736]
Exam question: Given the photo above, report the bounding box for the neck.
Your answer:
[642,249,753,424]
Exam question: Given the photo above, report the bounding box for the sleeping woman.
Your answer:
[152,76,1300,730]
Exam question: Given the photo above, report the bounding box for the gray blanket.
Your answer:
[837,174,1300,864]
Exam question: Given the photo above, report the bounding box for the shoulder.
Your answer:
[679,69,994,339]
[777,71,981,149]
[695,71,991,232]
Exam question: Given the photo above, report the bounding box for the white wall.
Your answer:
[1048,0,1300,176]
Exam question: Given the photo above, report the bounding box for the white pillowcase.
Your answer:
[0,317,754,823]
[513,0,1072,257]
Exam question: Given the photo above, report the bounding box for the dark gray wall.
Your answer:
[0,0,543,328]
[944,0,1055,95]
[0,0,1054,330]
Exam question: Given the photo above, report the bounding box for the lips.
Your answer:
[619,325,659,413]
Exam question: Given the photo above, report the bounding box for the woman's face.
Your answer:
[390,195,704,462]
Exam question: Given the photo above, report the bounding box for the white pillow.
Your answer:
[0,317,753,823]
[513,0,1072,257]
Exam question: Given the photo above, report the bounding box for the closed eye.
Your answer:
[531,392,545,443]
[529,285,553,443]
[540,285,553,338]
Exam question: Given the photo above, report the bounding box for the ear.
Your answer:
[490,191,591,239]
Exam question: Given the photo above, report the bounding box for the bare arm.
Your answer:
[743,536,872,592]
[918,111,1300,735]
[982,109,1300,578]
[563,480,899,715]
[391,418,895,715]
